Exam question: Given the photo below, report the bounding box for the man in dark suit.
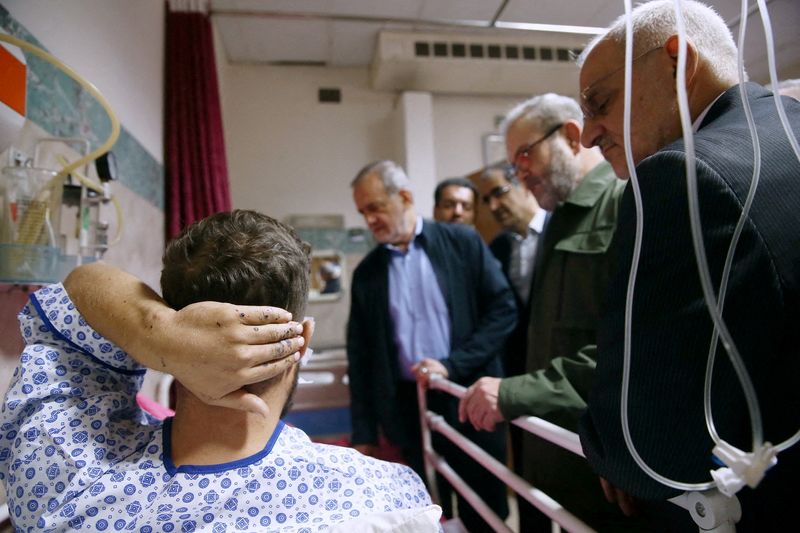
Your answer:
[480,164,544,378]
[577,1,800,530]
[347,160,515,532]
[479,163,545,527]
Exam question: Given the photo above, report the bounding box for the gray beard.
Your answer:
[547,140,583,203]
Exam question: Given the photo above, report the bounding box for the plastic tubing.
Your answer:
[756,0,800,166]
[703,0,764,451]
[0,33,120,200]
[618,0,771,492]
[754,0,800,454]
[618,0,714,492]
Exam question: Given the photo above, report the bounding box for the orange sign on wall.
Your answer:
[0,43,26,116]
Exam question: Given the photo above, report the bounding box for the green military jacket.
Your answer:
[497,162,634,528]
[498,162,624,426]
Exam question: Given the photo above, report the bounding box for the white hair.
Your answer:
[499,93,583,138]
[577,0,741,85]
[351,160,410,194]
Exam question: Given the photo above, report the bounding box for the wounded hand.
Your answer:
[153,301,307,416]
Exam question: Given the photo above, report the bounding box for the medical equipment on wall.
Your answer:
[616,0,800,528]
[0,32,122,283]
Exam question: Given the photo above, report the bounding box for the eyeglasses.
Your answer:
[481,184,511,205]
[580,46,661,120]
[512,123,563,171]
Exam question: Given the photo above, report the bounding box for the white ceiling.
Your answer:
[211,0,800,82]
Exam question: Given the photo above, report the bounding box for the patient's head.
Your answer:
[161,210,310,317]
[160,210,311,413]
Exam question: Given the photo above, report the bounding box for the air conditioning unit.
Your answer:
[371,30,590,97]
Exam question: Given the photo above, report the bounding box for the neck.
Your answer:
[671,57,733,126]
[689,77,734,123]
[169,387,284,467]
[393,210,418,251]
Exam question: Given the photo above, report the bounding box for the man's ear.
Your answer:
[563,121,583,155]
[665,35,699,85]
[300,317,315,357]
[398,188,414,206]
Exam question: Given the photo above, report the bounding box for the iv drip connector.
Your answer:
[710,441,777,497]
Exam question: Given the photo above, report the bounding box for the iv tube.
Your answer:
[703,0,763,451]
[756,0,800,166]
[617,0,716,492]
[616,0,790,492]
[754,0,800,454]
[0,33,121,201]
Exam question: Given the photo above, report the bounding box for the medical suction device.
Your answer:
[0,32,123,282]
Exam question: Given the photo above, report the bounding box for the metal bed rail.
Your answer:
[419,374,741,533]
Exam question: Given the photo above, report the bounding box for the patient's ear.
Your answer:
[300,317,315,356]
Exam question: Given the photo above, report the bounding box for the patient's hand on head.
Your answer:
[158,300,307,416]
[64,262,306,418]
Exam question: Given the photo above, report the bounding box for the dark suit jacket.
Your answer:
[580,84,800,529]
[347,220,516,447]
[489,231,530,377]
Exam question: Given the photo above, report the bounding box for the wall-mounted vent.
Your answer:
[318,88,341,103]
[410,39,575,63]
[372,31,587,96]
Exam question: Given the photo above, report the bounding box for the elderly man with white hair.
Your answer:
[577,1,800,530]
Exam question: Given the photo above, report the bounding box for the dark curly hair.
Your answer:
[160,210,311,319]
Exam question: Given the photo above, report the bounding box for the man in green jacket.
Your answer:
[458,93,636,531]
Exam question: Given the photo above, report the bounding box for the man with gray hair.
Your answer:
[577,1,799,529]
[459,93,633,530]
[347,160,515,531]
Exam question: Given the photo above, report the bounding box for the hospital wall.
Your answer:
[219,62,522,228]
[217,43,523,346]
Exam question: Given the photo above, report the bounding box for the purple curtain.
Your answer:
[165,6,231,239]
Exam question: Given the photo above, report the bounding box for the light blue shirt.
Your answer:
[387,218,451,380]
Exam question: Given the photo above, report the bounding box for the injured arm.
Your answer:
[64,262,306,415]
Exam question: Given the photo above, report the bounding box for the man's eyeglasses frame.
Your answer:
[512,123,564,173]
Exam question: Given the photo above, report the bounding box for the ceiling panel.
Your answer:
[211,0,800,82]
[418,0,505,21]
[211,0,428,19]
[500,0,622,27]
[215,17,330,64]
[329,21,383,67]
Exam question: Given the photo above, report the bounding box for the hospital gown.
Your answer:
[0,284,431,532]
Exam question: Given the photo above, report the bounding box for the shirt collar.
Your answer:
[529,207,547,234]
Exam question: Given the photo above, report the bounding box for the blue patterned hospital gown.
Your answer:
[0,285,432,532]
